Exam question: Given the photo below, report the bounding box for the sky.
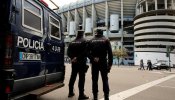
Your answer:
[44,0,78,9]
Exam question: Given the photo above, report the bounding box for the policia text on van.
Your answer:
[0,0,65,99]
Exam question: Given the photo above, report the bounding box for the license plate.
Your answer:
[19,52,41,61]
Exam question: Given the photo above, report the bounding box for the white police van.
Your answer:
[0,0,65,99]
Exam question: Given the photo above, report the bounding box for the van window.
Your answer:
[49,16,61,39]
[22,0,43,35]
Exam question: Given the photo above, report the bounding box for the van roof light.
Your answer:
[39,0,48,7]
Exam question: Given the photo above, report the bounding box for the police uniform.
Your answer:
[67,30,89,100]
[88,29,113,100]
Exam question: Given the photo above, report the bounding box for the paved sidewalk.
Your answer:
[39,63,175,100]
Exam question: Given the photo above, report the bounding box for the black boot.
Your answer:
[78,93,89,100]
[93,93,98,100]
[68,90,75,97]
[68,92,75,97]
[68,86,75,97]
[104,94,109,100]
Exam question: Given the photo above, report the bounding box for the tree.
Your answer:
[112,47,128,67]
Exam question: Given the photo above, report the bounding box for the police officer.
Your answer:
[67,30,89,100]
[88,29,113,100]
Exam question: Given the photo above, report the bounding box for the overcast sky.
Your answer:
[45,0,78,9]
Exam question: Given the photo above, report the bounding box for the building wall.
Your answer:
[135,52,175,66]
[57,0,175,66]
[57,0,137,65]
[134,0,175,66]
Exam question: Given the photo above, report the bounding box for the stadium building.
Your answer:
[57,0,175,66]
[134,0,175,66]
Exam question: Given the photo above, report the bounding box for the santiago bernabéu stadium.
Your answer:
[56,0,175,66]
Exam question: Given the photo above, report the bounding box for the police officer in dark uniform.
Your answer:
[67,30,89,100]
[88,29,113,100]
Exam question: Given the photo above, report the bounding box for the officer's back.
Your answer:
[88,29,113,100]
[90,36,108,58]
[67,30,89,99]
[67,31,87,65]
[89,29,112,64]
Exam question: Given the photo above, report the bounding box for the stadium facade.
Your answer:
[57,0,175,66]
[134,0,175,66]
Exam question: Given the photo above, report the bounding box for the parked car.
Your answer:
[152,60,169,70]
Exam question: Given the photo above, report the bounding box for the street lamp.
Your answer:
[166,46,174,72]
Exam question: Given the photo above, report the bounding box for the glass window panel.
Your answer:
[147,0,155,11]
[167,0,173,9]
[51,24,60,38]
[50,17,59,26]
[24,0,41,15]
[157,0,165,9]
[141,2,146,12]
[24,10,41,31]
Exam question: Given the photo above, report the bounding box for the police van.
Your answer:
[0,0,65,99]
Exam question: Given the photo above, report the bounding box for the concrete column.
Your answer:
[155,0,157,10]
[165,0,168,9]
[105,1,109,37]
[141,5,143,12]
[92,3,97,35]
[121,0,124,48]
[83,7,87,30]
[74,9,79,31]
[67,11,70,33]
[139,5,142,13]
[105,1,109,27]
[146,0,148,12]
[61,13,66,33]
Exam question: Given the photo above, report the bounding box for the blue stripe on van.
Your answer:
[19,52,22,60]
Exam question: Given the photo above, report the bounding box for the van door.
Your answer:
[44,11,65,84]
[12,0,46,94]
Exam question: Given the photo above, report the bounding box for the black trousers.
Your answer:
[69,63,86,94]
[91,63,109,95]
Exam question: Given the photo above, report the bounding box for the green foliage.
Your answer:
[112,47,128,59]
[112,47,128,66]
